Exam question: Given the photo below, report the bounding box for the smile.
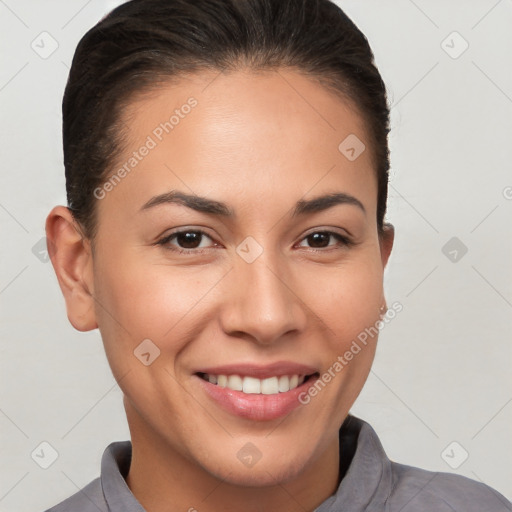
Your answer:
[197,372,317,394]
[194,363,321,421]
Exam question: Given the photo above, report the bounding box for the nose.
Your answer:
[218,250,307,345]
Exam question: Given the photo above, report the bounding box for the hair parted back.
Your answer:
[63,0,390,239]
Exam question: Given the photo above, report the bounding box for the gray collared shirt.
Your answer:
[43,414,512,511]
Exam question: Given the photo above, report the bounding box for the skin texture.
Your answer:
[46,68,394,512]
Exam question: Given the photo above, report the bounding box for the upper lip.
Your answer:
[195,361,319,379]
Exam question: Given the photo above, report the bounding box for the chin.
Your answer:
[214,462,303,488]
[198,448,310,488]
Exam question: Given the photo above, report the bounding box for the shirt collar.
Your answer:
[316,414,393,511]
[101,414,393,512]
[101,440,145,511]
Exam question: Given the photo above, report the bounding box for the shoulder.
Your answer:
[42,477,107,512]
[386,461,512,512]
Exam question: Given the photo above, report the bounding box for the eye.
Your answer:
[297,231,353,251]
[156,229,217,253]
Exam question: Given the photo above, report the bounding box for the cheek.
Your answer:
[93,238,384,371]
[92,250,226,355]
[298,253,384,342]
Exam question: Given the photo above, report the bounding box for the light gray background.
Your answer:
[1,0,511,510]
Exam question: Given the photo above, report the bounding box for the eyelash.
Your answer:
[155,228,355,255]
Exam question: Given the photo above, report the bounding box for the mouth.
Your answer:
[196,372,319,395]
[193,363,321,421]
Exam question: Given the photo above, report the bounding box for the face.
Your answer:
[53,68,393,487]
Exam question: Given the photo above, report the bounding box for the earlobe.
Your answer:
[379,222,394,269]
[45,206,98,332]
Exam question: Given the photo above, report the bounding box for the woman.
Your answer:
[44,0,511,510]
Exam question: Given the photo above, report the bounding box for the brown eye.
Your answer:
[306,232,331,248]
[157,229,216,252]
[175,231,204,249]
[297,231,353,250]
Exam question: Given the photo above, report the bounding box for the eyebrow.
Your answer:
[140,190,366,217]
[294,192,365,216]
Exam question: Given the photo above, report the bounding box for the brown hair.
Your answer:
[63,0,390,239]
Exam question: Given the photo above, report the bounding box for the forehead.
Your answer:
[99,68,377,221]
[123,67,371,154]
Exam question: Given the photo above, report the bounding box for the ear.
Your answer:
[45,206,98,331]
[379,222,394,269]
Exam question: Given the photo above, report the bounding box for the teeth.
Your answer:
[202,373,308,394]
[261,377,279,395]
[278,375,290,392]
[227,375,243,391]
[243,376,260,394]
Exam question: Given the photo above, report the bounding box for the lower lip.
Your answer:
[195,375,317,421]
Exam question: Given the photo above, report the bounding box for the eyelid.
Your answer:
[155,228,219,252]
[295,230,354,250]
[154,223,357,255]
[300,225,353,240]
